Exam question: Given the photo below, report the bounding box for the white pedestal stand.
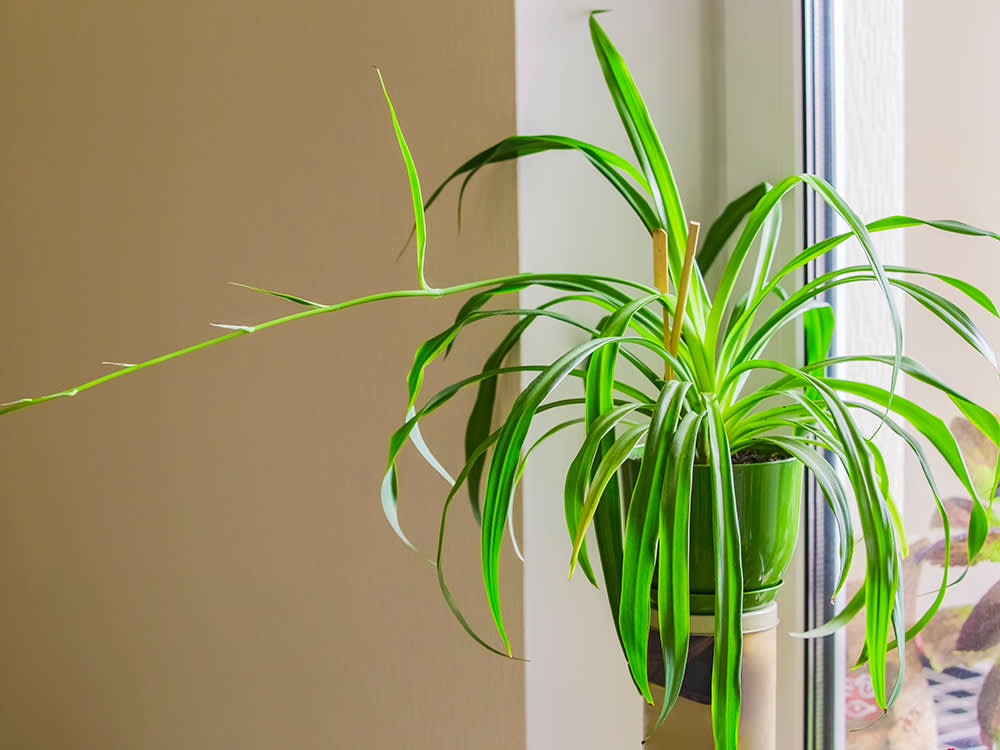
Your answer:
[644,603,778,750]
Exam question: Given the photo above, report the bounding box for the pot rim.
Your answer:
[690,453,800,469]
[650,602,779,634]
[628,445,800,469]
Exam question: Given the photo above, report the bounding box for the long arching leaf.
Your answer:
[843,402,953,657]
[722,359,903,708]
[585,294,665,642]
[410,135,657,243]
[822,377,989,557]
[382,364,640,551]
[765,435,854,596]
[570,422,650,573]
[619,382,690,701]
[697,182,769,274]
[566,401,651,585]
[376,69,432,290]
[760,216,1000,310]
[481,335,676,652]
[588,12,711,329]
[705,397,742,750]
[652,411,703,731]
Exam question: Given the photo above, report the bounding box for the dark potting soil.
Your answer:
[729,446,790,465]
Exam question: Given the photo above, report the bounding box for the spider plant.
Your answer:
[3,12,999,750]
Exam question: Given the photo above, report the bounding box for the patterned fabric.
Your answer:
[923,659,987,750]
[844,655,986,749]
[845,668,882,723]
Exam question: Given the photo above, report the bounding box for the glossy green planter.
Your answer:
[623,454,803,614]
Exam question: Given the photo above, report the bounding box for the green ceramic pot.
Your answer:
[622,452,802,614]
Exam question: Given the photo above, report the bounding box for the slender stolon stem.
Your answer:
[666,220,700,381]
[651,228,670,379]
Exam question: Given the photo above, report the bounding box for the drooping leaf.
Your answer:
[434,402,589,656]
[764,435,854,596]
[565,401,650,585]
[705,397,742,750]
[376,69,432,290]
[228,281,325,307]
[584,294,665,645]
[570,422,650,574]
[823,377,989,559]
[652,411,703,730]
[895,278,998,368]
[480,334,676,653]
[758,216,1000,314]
[838,401,954,657]
[382,365,618,552]
[383,365,550,551]
[413,134,659,237]
[618,382,690,701]
[724,359,903,707]
[434,426,509,656]
[697,182,769,274]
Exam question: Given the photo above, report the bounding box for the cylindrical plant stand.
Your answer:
[620,452,800,750]
[644,604,779,750]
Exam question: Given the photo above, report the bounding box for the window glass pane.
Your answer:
[837,3,1000,749]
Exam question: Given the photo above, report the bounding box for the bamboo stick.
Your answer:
[666,221,701,380]
[652,229,670,379]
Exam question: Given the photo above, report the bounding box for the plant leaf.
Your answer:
[229,282,325,307]
[375,69,432,291]
[565,401,650,585]
[804,304,835,370]
[570,422,649,575]
[697,182,769,274]
[705,396,742,750]
[652,411,703,730]
[409,135,656,246]
[724,359,903,707]
[588,12,711,328]
[480,334,674,653]
[584,294,664,645]
[618,382,690,701]
[765,435,854,596]
[824,377,989,558]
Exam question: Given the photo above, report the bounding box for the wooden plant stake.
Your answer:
[652,228,670,379]
[666,221,701,381]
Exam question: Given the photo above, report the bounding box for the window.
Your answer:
[836,3,1000,749]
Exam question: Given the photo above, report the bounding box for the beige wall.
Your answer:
[904,1,1000,527]
[0,2,523,749]
[902,0,1000,634]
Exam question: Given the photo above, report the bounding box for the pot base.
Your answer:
[688,580,784,614]
[644,604,778,750]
